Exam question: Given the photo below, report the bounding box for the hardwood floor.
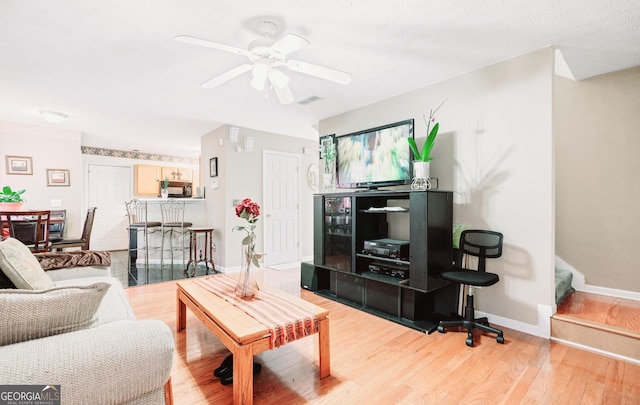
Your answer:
[125,276,640,404]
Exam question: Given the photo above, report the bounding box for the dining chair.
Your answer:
[0,210,51,252]
[50,207,97,251]
[48,209,67,243]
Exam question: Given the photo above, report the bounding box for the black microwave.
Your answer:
[160,181,192,198]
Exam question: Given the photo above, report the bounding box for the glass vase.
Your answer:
[235,244,259,299]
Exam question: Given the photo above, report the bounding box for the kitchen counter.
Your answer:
[138,198,205,203]
[138,198,207,227]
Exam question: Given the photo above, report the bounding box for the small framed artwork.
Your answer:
[210,157,218,177]
[5,156,33,175]
[46,169,70,187]
[319,134,336,159]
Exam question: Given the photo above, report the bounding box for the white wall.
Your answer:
[320,48,555,333]
[0,121,84,235]
[555,65,640,293]
[201,125,318,271]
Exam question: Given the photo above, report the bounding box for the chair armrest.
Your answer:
[0,319,174,404]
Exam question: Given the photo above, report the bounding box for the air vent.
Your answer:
[297,95,323,106]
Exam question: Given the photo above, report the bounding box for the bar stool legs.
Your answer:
[160,200,192,280]
[126,199,161,284]
[184,227,216,277]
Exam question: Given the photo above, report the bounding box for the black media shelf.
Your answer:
[312,190,458,332]
[314,289,450,334]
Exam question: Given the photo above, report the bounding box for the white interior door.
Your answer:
[263,151,300,265]
[88,164,131,251]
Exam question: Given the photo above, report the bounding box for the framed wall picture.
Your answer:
[210,157,218,177]
[46,169,70,186]
[5,156,33,175]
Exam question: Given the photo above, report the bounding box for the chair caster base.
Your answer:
[497,335,505,344]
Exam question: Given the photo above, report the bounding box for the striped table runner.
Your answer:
[195,275,319,349]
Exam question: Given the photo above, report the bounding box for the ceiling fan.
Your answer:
[175,21,352,104]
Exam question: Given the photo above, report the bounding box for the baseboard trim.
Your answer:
[476,304,553,339]
[578,284,640,301]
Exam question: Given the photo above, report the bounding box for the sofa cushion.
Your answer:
[54,276,137,325]
[0,237,54,290]
[46,265,111,282]
[0,282,110,346]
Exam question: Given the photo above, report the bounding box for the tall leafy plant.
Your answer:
[408,99,447,162]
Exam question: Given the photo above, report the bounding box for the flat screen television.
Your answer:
[336,119,414,189]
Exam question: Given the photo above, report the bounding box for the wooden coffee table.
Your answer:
[176,277,330,405]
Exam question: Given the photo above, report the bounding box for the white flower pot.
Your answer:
[413,161,430,178]
[412,161,431,191]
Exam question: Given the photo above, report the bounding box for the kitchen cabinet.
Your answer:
[161,166,192,182]
[134,165,161,196]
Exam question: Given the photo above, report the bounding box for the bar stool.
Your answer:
[126,199,161,284]
[160,200,192,278]
[184,226,216,277]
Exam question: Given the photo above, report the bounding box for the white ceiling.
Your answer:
[1,0,639,158]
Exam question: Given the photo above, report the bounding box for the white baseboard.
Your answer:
[476,304,553,339]
[578,284,640,301]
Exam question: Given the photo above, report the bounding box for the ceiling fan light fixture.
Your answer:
[39,110,67,124]
[250,64,269,91]
[176,21,351,103]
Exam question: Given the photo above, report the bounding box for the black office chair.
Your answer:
[437,229,505,347]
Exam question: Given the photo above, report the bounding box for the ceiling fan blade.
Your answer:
[286,60,352,85]
[269,33,310,57]
[175,35,253,57]
[269,69,294,104]
[201,64,252,89]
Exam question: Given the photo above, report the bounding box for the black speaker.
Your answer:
[300,262,318,291]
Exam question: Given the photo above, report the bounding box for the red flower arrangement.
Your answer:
[234,198,260,224]
[233,198,262,298]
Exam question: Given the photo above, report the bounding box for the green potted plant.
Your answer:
[0,186,26,211]
[407,99,446,190]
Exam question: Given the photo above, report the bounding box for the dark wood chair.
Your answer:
[50,207,97,251]
[48,209,67,243]
[0,210,52,252]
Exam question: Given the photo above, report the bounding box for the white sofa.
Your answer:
[0,238,174,404]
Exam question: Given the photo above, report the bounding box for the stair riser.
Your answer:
[551,317,640,361]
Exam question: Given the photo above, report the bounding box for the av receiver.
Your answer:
[362,238,410,260]
[368,261,409,279]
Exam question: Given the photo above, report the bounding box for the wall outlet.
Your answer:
[51,199,62,207]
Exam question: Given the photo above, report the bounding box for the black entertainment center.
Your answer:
[310,189,459,333]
